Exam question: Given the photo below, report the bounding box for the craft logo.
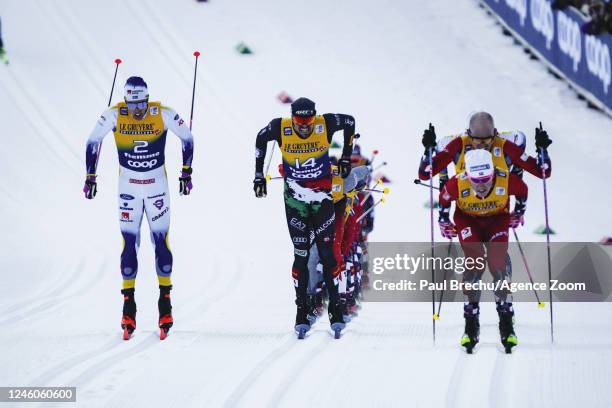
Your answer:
[153,199,164,210]
[557,12,582,72]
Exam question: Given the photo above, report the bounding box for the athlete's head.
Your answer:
[465,149,495,198]
[124,76,149,120]
[467,111,497,150]
[291,97,316,139]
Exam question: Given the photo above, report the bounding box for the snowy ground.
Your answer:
[0,0,611,407]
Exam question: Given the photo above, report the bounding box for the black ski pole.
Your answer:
[538,121,554,343]
[427,123,436,344]
[107,58,122,107]
[433,238,453,321]
[189,51,201,131]
[414,179,440,191]
[512,228,544,307]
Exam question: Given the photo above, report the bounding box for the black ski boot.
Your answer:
[497,303,518,353]
[158,285,173,340]
[121,288,137,340]
[295,297,311,339]
[328,300,346,339]
[460,302,480,354]
[306,294,324,324]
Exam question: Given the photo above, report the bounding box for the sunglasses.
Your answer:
[127,101,148,110]
[292,115,315,126]
[469,175,493,184]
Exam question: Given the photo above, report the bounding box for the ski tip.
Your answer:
[160,329,168,341]
[295,324,310,340]
[334,329,342,339]
[122,328,131,340]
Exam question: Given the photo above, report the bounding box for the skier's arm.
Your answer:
[504,141,551,179]
[162,107,194,168]
[323,113,355,158]
[254,118,282,176]
[509,173,528,215]
[85,108,117,175]
[438,176,458,238]
[418,137,461,180]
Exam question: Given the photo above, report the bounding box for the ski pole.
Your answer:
[538,122,554,343]
[433,238,453,320]
[369,149,379,167]
[414,179,440,191]
[189,51,201,131]
[355,197,385,223]
[94,58,122,174]
[107,58,122,107]
[364,187,390,194]
[512,228,544,307]
[372,161,388,172]
[426,123,436,343]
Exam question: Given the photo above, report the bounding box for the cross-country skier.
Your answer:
[418,111,552,182]
[253,97,357,339]
[438,149,528,354]
[83,76,194,340]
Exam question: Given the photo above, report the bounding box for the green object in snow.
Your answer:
[534,225,556,235]
[236,42,252,54]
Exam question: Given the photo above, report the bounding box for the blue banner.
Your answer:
[481,0,612,115]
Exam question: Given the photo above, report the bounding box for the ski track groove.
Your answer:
[222,333,300,408]
[267,329,334,407]
[0,259,105,327]
[27,253,240,399]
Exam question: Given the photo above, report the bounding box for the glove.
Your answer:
[338,156,351,179]
[439,221,457,239]
[253,174,267,198]
[179,167,193,195]
[535,126,552,150]
[438,211,457,239]
[509,212,525,229]
[83,175,97,199]
[422,123,437,150]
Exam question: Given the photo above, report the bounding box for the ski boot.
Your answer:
[295,297,311,339]
[306,294,324,324]
[339,294,352,323]
[497,303,518,354]
[346,291,359,316]
[460,303,480,354]
[158,285,173,340]
[328,301,346,339]
[121,288,137,340]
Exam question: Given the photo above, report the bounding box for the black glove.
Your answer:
[338,156,351,179]
[422,123,437,150]
[83,176,97,199]
[535,126,552,150]
[253,174,267,198]
[179,167,193,196]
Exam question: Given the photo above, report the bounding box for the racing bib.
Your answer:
[114,101,167,172]
[455,135,508,174]
[456,168,509,217]
[280,116,331,181]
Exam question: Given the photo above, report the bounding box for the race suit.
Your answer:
[85,102,194,289]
